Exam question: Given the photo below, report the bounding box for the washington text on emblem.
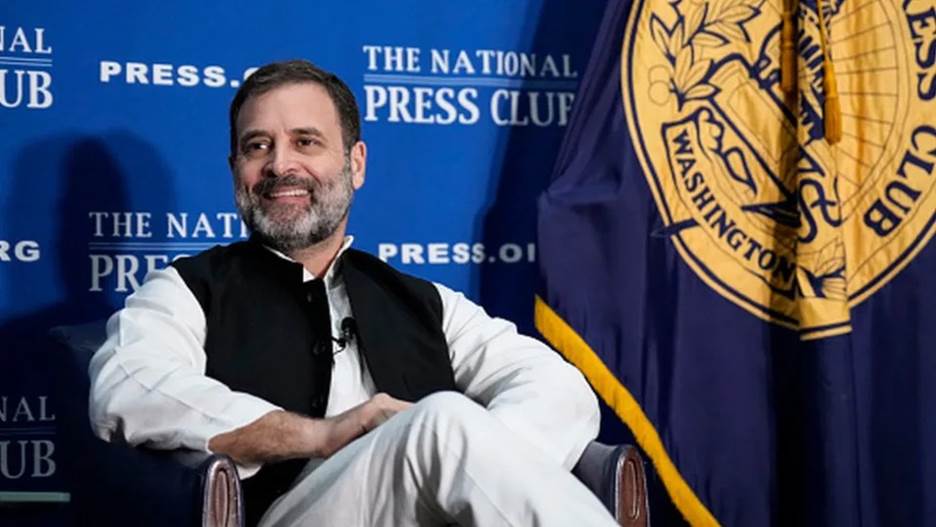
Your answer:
[622,0,936,339]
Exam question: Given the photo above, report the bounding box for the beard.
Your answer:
[235,160,354,253]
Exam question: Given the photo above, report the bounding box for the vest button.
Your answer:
[311,341,329,357]
[314,394,327,411]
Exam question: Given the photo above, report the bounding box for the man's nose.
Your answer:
[266,145,299,178]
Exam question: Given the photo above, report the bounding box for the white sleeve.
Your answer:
[88,266,281,478]
[436,282,599,470]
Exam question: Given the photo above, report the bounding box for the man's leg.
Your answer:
[260,392,617,526]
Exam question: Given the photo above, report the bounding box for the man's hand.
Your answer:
[320,393,412,457]
[208,393,411,466]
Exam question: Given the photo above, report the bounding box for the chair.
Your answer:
[52,321,649,527]
[51,322,242,527]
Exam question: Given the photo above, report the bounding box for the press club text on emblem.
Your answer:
[863,125,936,237]
[905,2,936,100]
[0,26,52,109]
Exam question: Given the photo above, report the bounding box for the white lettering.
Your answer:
[167,212,188,238]
[202,66,226,88]
[430,49,449,74]
[126,62,149,84]
[217,212,239,238]
[100,61,121,82]
[401,243,425,264]
[362,45,382,71]
[89,255,114,292]
[38,396,55,422]
[116,255,141,292]
[427,243,450,264]
[32,440,55,478]
[13,398,34,422]
[364,85,387,122]
[378,244,398,261]
[26,71,52,108]
[0,441,28,479]
[0,69,25,108]
[452,51,475,74]
[14,240,39,262]
[152,63,173,86]
[34,28,51,54]
[10,28,31,53]
[191,213,216,238]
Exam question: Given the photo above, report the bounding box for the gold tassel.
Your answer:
[781,4,796,94]
[823,61,842,144]
[817,0,841,145]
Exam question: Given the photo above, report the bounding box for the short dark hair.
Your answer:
[228,60,361,155]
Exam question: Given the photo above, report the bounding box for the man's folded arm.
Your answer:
[88,267,285,477]
[436,283,600,471]
[88,267,411,475]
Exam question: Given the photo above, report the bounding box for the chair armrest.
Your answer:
[167,450,244,527]
[573,441,650,527]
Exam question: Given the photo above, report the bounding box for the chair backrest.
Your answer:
[49,319,108,366]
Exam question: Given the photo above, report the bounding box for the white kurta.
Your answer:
[88,238,613,526]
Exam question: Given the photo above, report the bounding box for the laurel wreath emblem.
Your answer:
[648,0,760,108]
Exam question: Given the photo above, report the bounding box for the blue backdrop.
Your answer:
[0,1,616,524]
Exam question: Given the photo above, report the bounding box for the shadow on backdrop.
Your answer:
[0,132,178,526]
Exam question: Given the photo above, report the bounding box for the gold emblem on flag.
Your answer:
[622,0,936,339]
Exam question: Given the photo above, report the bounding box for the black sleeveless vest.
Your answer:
[172,240,457,524]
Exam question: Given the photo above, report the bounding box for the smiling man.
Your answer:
[88,60,618,527]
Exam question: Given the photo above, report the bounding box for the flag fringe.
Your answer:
[534,295,721,527]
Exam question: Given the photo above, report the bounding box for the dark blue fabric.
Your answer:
[538,0,936,525]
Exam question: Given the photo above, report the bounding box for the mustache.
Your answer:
[252,175,318,197]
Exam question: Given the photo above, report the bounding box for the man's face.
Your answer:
[231,82,366,252]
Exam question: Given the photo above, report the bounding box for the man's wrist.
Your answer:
[300,416,333,458]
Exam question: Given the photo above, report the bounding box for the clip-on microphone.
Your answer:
[331,317,357,353]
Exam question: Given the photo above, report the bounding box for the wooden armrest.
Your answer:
[168,451,243,527]
[573,441,650,527]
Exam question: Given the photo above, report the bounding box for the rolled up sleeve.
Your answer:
[88,266,281,478]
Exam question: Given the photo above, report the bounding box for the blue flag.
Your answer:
[536,0,936,525]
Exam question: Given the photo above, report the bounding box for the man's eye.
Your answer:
[297,137,320,148]
[243,142,269,156]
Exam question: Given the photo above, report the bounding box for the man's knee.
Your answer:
[406,391,488,436]
[413,391,479,415]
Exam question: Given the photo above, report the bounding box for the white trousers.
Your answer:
[259,392,618,526]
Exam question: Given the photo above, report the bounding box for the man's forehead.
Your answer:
[236,82,340,135]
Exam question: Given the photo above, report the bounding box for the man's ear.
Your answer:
[350,141,367,190]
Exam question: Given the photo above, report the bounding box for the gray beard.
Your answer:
[235,163,354,253]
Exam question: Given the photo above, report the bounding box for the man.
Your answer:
[89,60,618,526]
